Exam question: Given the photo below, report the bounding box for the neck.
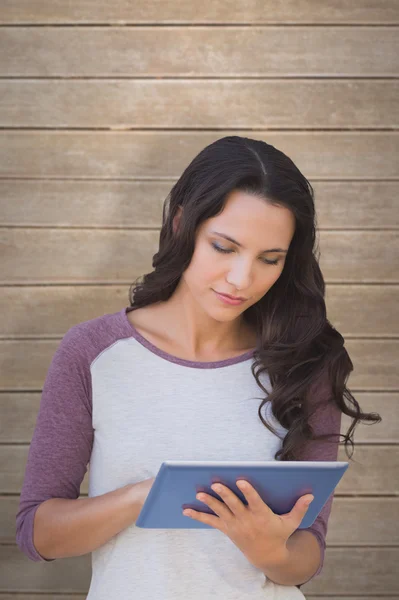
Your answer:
[153,288,252,358]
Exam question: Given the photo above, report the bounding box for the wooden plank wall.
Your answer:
[0,1,398,598]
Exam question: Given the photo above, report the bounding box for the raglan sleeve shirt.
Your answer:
[15,325,94,561]
[16,317,342,587]
[294,375,343,583]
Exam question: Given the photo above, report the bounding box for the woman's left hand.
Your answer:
[182,480,314,570]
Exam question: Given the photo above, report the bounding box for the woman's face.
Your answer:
[176,189,296,320]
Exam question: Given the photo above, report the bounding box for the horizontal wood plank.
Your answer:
[3,495,398,545]
[0,596,90,600]
[1,0,398,25]
[1,229,398,284]
[0,391,394,443]
[1,132,397,179]
[0,597,391,600]
[303,548,398,595]
[1,80,397,129]
[0,544,397,594]
[0,592,88,600]
[0,445,90,495]
[0,285,398,338]
[0,546,91,593]
[0,180,397,229]
[0,27,397,76]
[0,596,89,600]
[1,445,397,495]
[324,286,399,337]
[1,338,397,390]
[1,597,384,600]
[0,595,394,600]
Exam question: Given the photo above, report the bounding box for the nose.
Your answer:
[226,258,253,291]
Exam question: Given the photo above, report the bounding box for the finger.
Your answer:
[182,507,223,531]
[196,490,233,520]
[236,480,273,515]
[210,484,247,518]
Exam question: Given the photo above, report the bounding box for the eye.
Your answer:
[211,242,231,255]
[211,242,280,265]
[262,257,279,265]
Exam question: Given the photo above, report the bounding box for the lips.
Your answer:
[213,290,247,305]
[216,292,246,301]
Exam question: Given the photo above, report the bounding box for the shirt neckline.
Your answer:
[121,307,256,369]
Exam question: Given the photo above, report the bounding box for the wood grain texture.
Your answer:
[0,27,397,76]
[0,285,397,338]
[2,496,398,545]
[0,596,393,600]
[1,445,397,495]
[0,546,91,593]
[1,229,398,284]
[0,392,394,444]
[1,132,397,179]
[0,447,88,495]
[0,596,89,600]
[0,545,397,594]
[302,548,399,595]
[0,597,393,600]
[0,180,397,229]
[0,2,397,597]
[0,338,397,390]
[1,80,398,129]
[2,0,399,24]
[0,287,132,338]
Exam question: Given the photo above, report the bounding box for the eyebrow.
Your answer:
[210,231,288,254]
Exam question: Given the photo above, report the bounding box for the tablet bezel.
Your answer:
[136,460,349,529]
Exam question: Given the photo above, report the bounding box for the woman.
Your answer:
[16,135,381,599]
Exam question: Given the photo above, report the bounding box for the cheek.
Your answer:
[255,269,283,294]
[185,247,218,284]
[197,246,220,272]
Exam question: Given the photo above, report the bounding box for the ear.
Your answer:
[172,205,183,235]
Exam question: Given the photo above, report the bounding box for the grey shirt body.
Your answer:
[16,307,342,599]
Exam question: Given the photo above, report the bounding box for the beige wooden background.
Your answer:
[0,1,398,598]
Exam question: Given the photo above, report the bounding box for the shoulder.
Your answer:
[55,308,131,367]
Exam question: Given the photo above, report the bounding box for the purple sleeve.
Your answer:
[296,372,342,584]
[15,326,94,561]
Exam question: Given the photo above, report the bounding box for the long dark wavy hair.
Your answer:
[127,135,381,462]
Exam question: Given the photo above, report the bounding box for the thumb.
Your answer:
[293,494,314,521]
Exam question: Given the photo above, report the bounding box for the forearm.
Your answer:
[33,483,141,559]
[261,530,321,586]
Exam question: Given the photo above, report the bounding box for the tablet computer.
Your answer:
[135,460,349,529]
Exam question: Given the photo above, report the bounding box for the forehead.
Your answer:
[205,190,295,242]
